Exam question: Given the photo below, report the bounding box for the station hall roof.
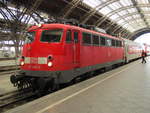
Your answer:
[1,0,150,40]
[82,0,150,37]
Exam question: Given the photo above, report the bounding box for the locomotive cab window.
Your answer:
[93,35,99,46]
[82,32,92,45]
[74,32,79,43]
[41,29,63,43]
[25,31,35,44]
[66,30,72,43]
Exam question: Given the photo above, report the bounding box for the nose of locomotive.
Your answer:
[20,55,54,70]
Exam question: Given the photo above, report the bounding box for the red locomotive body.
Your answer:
[22,24,124,71]
[10,23,138,92]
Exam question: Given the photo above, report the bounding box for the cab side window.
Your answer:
[66,30,72,43]
[74,32,78,43]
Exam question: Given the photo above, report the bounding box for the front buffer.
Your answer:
[10,73,56,93]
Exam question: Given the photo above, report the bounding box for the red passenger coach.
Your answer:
[10,23,125,92]
[144,43,150,55]
[123,38,142,63]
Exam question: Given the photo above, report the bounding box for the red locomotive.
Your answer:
[10,21,142,93]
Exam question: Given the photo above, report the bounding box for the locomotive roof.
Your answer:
[28,23,122,40]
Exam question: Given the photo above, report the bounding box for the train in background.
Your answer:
[10,20,144,93]
[143,43,150,55]
[123,39,143,63]
[0,49,15,58]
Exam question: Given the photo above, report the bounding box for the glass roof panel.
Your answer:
[99,7,112,15]
[82,0,150,32]
[141,7,150,12]
[109,14,119,20]
[83,0,102,8]
[117,20,125,25]
[120,0,133,6]
[136,0,149,4]
[133,14,141,18]
[117,10,128,15]
[108,2,122,10]
[147,19,150,24]
[125,16,133,20]
[127,8,137,13]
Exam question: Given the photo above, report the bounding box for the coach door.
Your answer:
[72,30,80,68]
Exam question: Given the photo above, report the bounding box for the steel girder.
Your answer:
[61,0,83,18]
[114,11,150,24]
[131,0,149,27]
[94,4,150,27]
[25,0,44,17]
[120,17,150,29]
[101,11,150,33]
[129,27,150,40]
[79,0,119,24]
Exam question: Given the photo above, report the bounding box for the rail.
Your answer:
[0,65,19,72]
[0,58,16,61]
[0,89,35,112]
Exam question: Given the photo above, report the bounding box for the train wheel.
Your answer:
[51,83,60,91]
[73,76,82,84]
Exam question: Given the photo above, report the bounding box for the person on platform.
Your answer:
[141,50,147,63]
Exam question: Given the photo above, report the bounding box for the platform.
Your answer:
[0,60,18,95]
[0,60,19,67]
[6,57,150,113]
[0,74,17,96]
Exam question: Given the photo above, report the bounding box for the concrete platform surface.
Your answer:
[6,57,150,113]
[0,74,17,95]
[0,60,19,67]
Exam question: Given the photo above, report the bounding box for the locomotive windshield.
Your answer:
[25,31,35,44]
[41,29,63,43]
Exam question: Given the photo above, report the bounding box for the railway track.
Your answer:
[0,89,36,112]
[0,65,19,76]
[0,58,15,61]
[0,65,19,72]
[0,70,19,76]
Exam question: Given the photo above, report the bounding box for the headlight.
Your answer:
[48,62,53,67]
[20,61,25,66]
[37,24,42,27]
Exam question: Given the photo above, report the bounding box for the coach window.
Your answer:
[119,41,122,47]
[112,39,115,47]
[117,40,121,47]
[93,35,99,46]
[106,39,112,46]
[82,32,92,45]
[100,36,106,46]
[116,40,119,47]
[66,30,72,43]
